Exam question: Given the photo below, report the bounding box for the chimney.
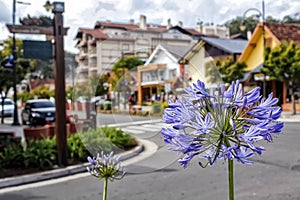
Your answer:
[139,15,146,29]
[129,19,134,24]
[247,31,252,40]
[196,21,202,33]
[178,21,183,27]
[167,18,172,29]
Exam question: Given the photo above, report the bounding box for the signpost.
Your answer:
[6,24,68,35]
[6,1,69,166]
[23,40,53,60]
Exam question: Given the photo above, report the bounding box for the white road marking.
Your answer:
[121,128,145,134]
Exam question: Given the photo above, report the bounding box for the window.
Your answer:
[122,44,129,51]
[159,70,165,80]
[32,101,54,108]
[170,69,176,78]
[151,70,157,79]
[136,43,148,52]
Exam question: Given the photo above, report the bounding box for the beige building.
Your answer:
[74,15,230,82]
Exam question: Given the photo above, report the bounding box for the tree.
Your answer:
[95,74,110,97]
[215,58,247,84]
[0,37,32,123]
[110,56,143,109]
[224,16,259,38]
[112,56,144,75]
[263,41,300,114]
[223,15,298,38]
[30,59,54,79]
[282,15,300,24]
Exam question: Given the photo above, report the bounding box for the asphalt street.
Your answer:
[0,121,300,200]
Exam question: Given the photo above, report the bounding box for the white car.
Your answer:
[0,98,15,118]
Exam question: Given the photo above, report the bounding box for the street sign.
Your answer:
[23,40,53,60]
[254,73,269,81]
[0,55,14,70]
[6,24,68,35]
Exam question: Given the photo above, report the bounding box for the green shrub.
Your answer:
[79,128,113,155]
[101,126,137,150]
[152,102,163,114]
[67,133,90,161]
[68,127,137,160]
[104,101,112,110]
[0,144,24,168]
[24,137,57,169]
[0,127,137,171]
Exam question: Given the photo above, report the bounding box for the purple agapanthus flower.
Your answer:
[161,80,284,168]
[87,151,125,181]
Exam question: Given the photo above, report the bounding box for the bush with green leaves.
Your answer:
[67,126,137,161]
[24,137,57,169]
[0,137,56,170]
[101,126,137,150]
[0,127,137,171]
[104,101,112,110]
[67,133,90,162]
[19,85,55,103]
[0,143,24,169]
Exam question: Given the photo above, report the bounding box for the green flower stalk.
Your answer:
[87,151,125,200]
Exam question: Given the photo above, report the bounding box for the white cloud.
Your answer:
[0,0,299,53]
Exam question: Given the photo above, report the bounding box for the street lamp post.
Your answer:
[11,0,31,125]
[240,0,266,98]
[44,1,67,166]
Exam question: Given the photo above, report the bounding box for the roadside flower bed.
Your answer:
[0,126,137,178]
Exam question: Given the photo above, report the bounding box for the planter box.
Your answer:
[282,103,300,112]
[48,124,71,138]
[24,125,51,141]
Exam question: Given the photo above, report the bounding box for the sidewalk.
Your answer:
[279,112,300,122]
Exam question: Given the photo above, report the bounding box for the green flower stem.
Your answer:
[228,159,234,200]
[103,177,108,200]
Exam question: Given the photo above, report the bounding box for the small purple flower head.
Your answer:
[86,151,125,181]
[161,79,284,168]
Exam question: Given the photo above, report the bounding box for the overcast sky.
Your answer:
[0,0,299,53]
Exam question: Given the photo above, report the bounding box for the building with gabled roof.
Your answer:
[136,36,246,105]
[238,22,300,111]
[74,15,230,82]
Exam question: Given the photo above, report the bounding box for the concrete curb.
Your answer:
[0,140,144,189]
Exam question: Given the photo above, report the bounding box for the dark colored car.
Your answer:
[21,99,55,126]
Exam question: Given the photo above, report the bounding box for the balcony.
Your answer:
[75,52,88,62]
[76,65,89,73]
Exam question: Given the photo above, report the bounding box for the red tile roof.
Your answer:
[96,22,139,30]
[95,21,167,32]
[80,28,109,39]
[185,28,203,36]
[265,22,300,45]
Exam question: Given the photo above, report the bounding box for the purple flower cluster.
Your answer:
[161,80,284,168]
[87,151,125,181]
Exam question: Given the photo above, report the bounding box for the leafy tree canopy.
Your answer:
[215,58,247,84]
[112,56,144,76]
[0,37,32,98]
[263,41,300,84]
[223,14,299,38]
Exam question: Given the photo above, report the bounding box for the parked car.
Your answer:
[0,98,15,118]
[21,99,55,126]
